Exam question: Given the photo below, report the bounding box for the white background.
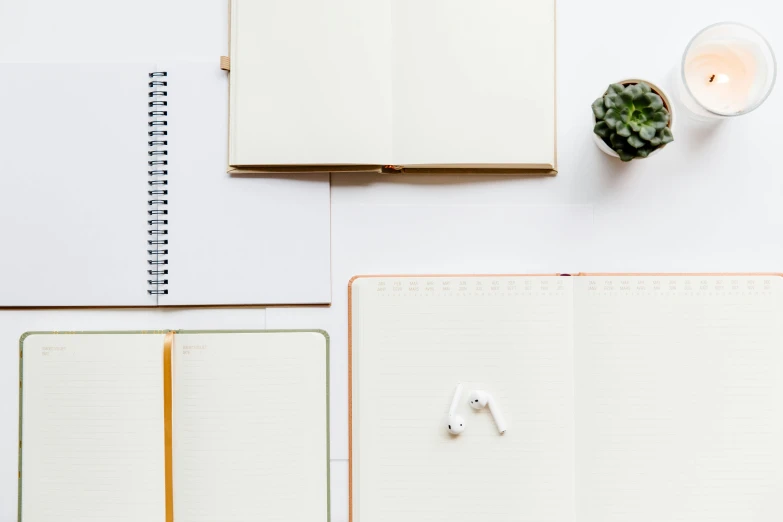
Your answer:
[0,0,781,521]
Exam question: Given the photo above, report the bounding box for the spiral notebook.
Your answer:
[227,0,557,174]
[0,62,331,307]
[349,274,783,522]
[18,329,329,522]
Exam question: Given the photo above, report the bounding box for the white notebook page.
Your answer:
[0,64,155,306]
[574,276,783,522]
[20,333,166,522]
[351,276,575,522]
[228,0,393,166]
[390,0,556,167]
[172,331,328,522]
[160,62,332,306]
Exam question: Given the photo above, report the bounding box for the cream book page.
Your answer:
[171,331,329,522]
[229,0,393,166]
[20,332,166,522]
[390,0,556,167]
[574,276,783,522]
[351,276,575,522]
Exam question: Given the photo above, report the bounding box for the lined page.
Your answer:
[172,332,328,522]
[351,276,575,522]
[574,276,783,522]
[20,333,166,522]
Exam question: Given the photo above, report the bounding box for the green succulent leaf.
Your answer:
[610,132,626,150]
[608,83,625,95]
[617,148,636,162]
[626,84,644,100]
[627,134,646,148]
[651,111,669,129]
[594,121,611,138]
[637,147,652,158]
[616,122,632,137]
[604,108,621,128]
[616,91,634,109]
[620,107,633,123]
[634,92,651,108]
[639,82,652,93]
[645,93,664,110]
[604,92,617,108]
[659,127,674,144]
[592,97,606,119]
[629,121,641,132]
[640,125,657,141]
[649,136,662,146]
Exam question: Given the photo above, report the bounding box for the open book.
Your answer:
[349,275,783,522]
[0,63,331,307]
[227,0,557,174]
[18,330,329,522]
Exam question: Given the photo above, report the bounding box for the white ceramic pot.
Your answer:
[592,79,675,160]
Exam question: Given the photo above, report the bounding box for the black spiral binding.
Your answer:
[147,72,169,295]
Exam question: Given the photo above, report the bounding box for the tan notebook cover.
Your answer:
[225,0,557,175]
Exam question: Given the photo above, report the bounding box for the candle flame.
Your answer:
[708,73,730,84]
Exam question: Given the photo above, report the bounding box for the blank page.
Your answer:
[159,62,332,305]
[391,0,556,168]
[574,276,783,522]
[20,332,166,522]
[172,331,329,522]
[228,0,393,166]
[0,64,155,306]
[350,276,575,522]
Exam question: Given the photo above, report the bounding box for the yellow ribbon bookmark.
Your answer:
[163,331,174,522]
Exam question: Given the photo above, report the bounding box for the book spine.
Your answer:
[147,71,169,296]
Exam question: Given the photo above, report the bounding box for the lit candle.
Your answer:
[678,23,776,120]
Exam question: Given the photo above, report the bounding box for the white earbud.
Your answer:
[468,390,507,434]
[445,383,465,435]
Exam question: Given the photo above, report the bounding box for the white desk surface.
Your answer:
[0,0,781,520]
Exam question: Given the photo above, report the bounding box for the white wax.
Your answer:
[684,40,763,115]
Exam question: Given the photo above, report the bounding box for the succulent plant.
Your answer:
[592,82,673,161]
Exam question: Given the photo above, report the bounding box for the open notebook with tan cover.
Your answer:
[349,274,783,522]
[18,330,329,522]
[227,0,556,174]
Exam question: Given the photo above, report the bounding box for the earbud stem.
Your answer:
[449,383,463,417]
[487,397,507,434]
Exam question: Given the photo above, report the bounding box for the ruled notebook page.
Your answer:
[172,332,328,522]
[20,333,166,522]
[574,276,783,522]
[351,276,575,522]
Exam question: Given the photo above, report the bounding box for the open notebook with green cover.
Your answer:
[18,330,329,522]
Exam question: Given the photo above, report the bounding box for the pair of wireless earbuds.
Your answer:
[446,383,507,435]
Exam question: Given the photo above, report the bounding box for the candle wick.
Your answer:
[709,74,716,83]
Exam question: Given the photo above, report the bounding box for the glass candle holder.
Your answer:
[678,22,776,121]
